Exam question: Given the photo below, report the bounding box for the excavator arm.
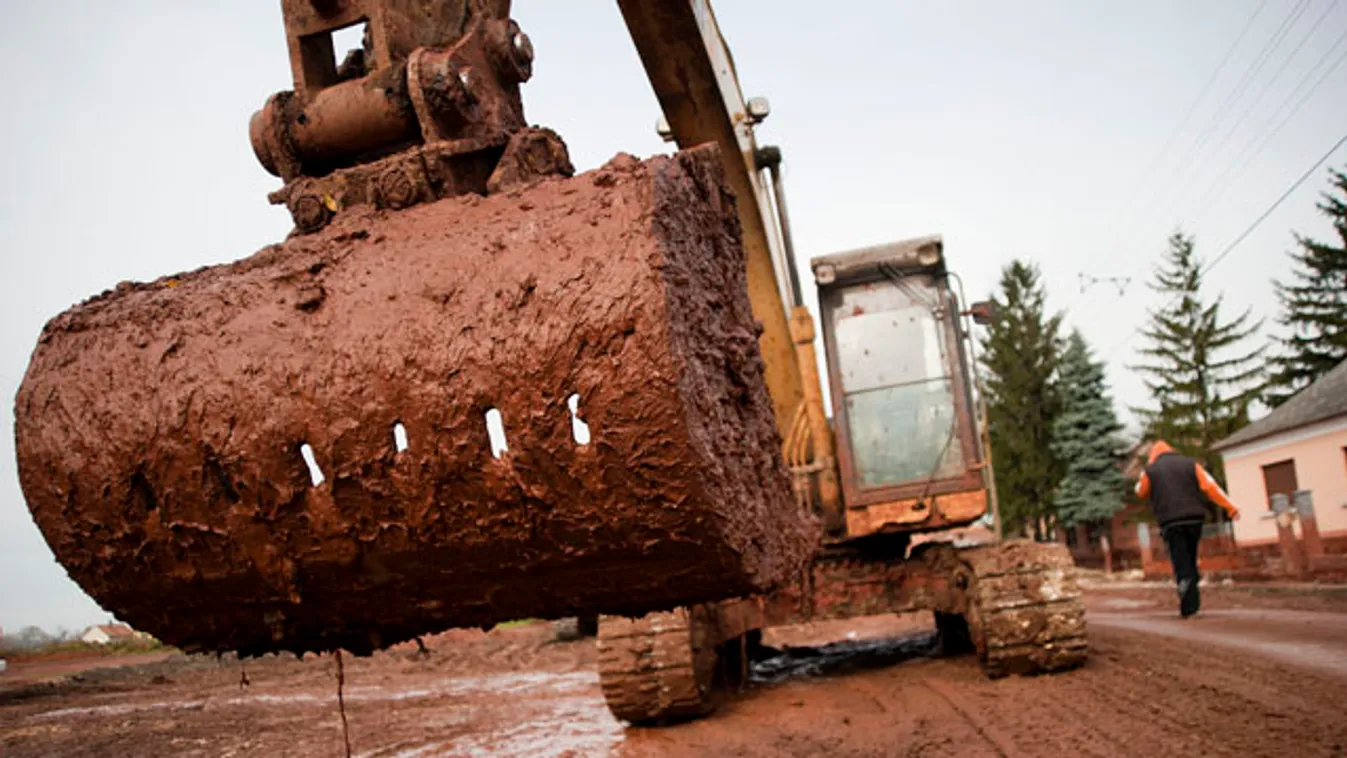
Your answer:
[619,1,843,526]
[619,1,801,424]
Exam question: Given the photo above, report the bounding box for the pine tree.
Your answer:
[1131,231,1262,481]
[980,260,1063,540]
[1267,165,1347,407]
[1051,331,1126,527]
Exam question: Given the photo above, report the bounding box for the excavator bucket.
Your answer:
[14,146,813,656]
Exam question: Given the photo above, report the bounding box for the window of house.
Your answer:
[1260,459,1298,509]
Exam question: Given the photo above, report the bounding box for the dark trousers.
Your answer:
[1162,521,1204,617]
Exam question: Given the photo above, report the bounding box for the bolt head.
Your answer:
[512,32,534,63]
[290,194,331,234]
[378,168,419,210]
[747,96,771,124]
[499,23,534,82]
[655,115,675,143]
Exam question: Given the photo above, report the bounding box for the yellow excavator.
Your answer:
[13,0,1086,725]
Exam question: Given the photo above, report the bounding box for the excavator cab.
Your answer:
[810,237,990,540]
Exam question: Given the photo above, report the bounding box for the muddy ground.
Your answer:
[3,583,1346,757]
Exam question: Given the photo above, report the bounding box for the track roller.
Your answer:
[954,540,1089,677]
[597,608,717,724]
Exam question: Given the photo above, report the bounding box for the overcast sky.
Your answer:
[2,1,1345,632]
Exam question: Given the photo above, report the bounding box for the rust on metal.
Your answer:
[14,146,815,658]
[844,490,989,539]
[758,546,959,627]
[708,540,1087,676]
[250,0,545,232]
[594,538,1089,724]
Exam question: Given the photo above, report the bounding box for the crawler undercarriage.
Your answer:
[597,540,1087,723]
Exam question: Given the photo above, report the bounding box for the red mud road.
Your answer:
[3,585,1346,757]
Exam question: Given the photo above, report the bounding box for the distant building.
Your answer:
[1213,359,1347,554]
[80,623,137,645]
[1061,440,1151,571]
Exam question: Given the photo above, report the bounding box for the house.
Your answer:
[80,623,137,645]
[1213,359,1347,556]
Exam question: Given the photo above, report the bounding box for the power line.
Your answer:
[1200,130,1347,277]
[1154,0,1313,221]
[1065,2,1270,316]
[1104,128,1347,361]
[1172,0,1338,220]
[1161,0,1311,191]
[1186,22,1347,226]
[1081,0,1312,316]
[1113,0,1270,219]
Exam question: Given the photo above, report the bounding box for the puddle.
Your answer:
[29,667,624,758]
[32,700,207,720]
[30,671,598,720]
[349,672,621,758]
[1098,597,1153,610]
[436,696,623,758]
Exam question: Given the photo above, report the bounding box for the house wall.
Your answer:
[81,628,110,644]
[1060,503,1150,570]
[1222,416,1347,549]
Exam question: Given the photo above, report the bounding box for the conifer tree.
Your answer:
[1131,231,1262,481]
[1267,165,1347,407]
[1052,331,1126,526]
[980,260,1063,540]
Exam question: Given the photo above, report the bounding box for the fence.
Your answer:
[1138,519,1252,578]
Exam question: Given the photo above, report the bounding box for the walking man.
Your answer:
[1134,440,1241,617]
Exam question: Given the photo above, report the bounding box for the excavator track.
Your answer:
[957,540,1089,678]
[596,608,718,724]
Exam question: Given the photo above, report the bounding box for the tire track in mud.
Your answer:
[1069,625,1346,757]
[1091,610,1347,679]
[1058,637,1225,756]
[916,663,1123,758]
[630,622,1347,758]
[1038,650,1218,758]
[844,673,993,758]
[1060,651,1224,757]
[1101,621,1336,714]
[917,678,1009,758]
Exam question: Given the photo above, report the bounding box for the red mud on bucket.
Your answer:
[14,146,815,656]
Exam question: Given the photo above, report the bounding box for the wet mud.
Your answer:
[5,586,1347,758]
[13,146,813,658]
[1090,606,1347,678]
